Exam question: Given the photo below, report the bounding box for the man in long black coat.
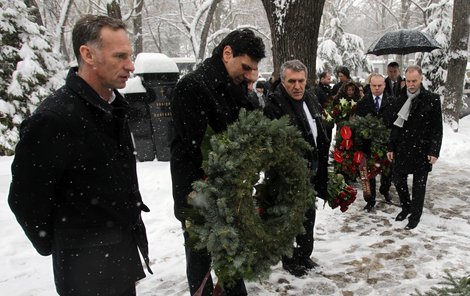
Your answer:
[356,73,395,211]
[387,65,443,230]
[8,15,151,296]
[384,62,403,97]
[170,29,265,296]
[264,60,329,277]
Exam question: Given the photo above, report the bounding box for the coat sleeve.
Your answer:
[427,95,443,157]
[8,111,70,256]
[170,78,208,221]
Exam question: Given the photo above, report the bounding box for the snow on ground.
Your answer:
[1,117,470,296]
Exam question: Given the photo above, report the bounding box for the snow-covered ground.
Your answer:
[1,117,469,296]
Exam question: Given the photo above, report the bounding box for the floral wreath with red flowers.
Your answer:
[325,172,357,212]
[332,114,391,182]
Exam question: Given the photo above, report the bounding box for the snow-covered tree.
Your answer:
[415,0,453,96]
[0,0,65,155]
[317,0,372,75]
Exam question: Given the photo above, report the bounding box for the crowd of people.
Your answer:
[7,16,443,296]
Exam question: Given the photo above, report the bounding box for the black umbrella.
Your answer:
[366,29,441,56]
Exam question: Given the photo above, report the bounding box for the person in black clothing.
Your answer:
[314,71,332,108]
[8,15,151,296]
[356,73,395,212]
[264,60,329,277]
[170,29,265,296]
[331,66,351,96]
[385,62,403,97]
[387,65,442,230]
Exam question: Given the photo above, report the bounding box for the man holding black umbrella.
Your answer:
[385,62,403,97]
[387,65,442,230]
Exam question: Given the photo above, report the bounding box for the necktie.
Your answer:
[375,96,380,113]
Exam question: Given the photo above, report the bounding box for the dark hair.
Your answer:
[72,15,127,65]
[335,80,360,101]
[255,81,265,90]
[318,71,330,79]
[212,29,266,62]
[336,66,350,79]
[387,62,399,68]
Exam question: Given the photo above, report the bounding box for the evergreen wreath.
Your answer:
[187,109,315,287]
[333,114,391,180]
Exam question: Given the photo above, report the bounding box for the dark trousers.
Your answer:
[120,285,137,296]
[393,169,429,223]
[368,171,392,204]
[282,207,316,265]
[183,225,247,296]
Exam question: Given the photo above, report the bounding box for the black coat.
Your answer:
[356,92,395,156]
[170,56,253,222]
[388,86,443,174]
[8,68,150,295]
[356,92,395,128]
[385,76,403,98]
[314,83,332,108]
[264,84,329,199]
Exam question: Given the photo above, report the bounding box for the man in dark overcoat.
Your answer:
[384,62,403,97]
[387,65,443,230]
[8,15,151,296]
[356,73,395,211]
[264,60,329,277]
[170,29,265,296]
[314,71,332,108]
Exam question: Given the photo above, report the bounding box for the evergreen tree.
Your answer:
[415,0,453,96]
[317,2,371,75]
[0,0,65,155]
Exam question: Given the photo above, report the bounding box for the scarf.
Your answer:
[393,88,420,128]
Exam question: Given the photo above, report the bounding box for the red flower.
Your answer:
[257,207,264,216]
[341,139,353,150]
[340,126,352,140]
[333,149,344,163]
[353,151,364,164]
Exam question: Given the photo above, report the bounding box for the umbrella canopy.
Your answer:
[366,29,441,56]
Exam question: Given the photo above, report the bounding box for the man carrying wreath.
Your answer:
[356,73,395,211]
[170,29,265,295]
[264,59,329,277]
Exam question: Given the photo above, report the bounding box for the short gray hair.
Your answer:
[405,65,422,75]
[280,59,308,82]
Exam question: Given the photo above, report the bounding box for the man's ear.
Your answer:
[222,45,233,63]
[79,45,94,66]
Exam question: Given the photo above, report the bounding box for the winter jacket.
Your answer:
[356,92,395,128]
[356,92,395,156]
[264,84,329,199]
[387,86,443,174]
[314,82,332,108]
[170,56,253,222]
[8,68,150,295]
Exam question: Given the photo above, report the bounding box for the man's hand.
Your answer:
[387,151,394,161]
[428,155,438,164]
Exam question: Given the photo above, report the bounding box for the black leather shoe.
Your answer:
[301,258,319,270]
[395,210,410,221]
[363,202,375,212]
[405,220,419,230]
[283,262,308,277]
[383,192,392,203]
